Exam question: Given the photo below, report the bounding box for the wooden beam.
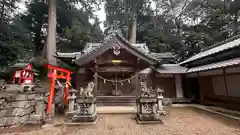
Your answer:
[96,59,134,65]
[91,66,134,72]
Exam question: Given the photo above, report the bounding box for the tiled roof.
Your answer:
[55,52,82,58]
[132,43,150,53]
[73,34,159,65]
[11,63,29,68]
[180,37,240,65]
[155,64,187,74]
[150,52,175,60]
[56,32,177,66]
[81,43,102,54]
[56,33,175,64]
[56,44,174,62]
[138,64,187,74]
[187,57,240,72]
[139,68,153,74]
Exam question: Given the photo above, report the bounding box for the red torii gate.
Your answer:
[45,64,72,115]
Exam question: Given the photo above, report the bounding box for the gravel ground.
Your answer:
[1,107,240,135]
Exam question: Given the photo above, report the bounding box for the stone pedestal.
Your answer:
[66,82,97,124]
[136,85,167,124]
[72,97,97,123]
[136,97,163,123]
[66,96,97,124]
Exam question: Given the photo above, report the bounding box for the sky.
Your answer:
[90,3,106,30]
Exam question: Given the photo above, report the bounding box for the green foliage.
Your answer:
[2,0,240,70]
[0,19,33,68]
[58,14,103,52]
[0,0,33,68]
[104,0,240,61]
[22,0,103,55]
[30,57,48,79]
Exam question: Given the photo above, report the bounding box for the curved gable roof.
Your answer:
[74,33,159,66]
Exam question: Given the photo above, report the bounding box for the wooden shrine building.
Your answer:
[181,35,240,111]
[56,33,184,105]
[56,32,240,110]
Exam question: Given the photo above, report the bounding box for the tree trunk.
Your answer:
[0,0,5,31]
[34,27,43,56]
[46,0,57,65]
[129,13,137,44]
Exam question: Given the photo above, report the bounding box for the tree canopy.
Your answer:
[1,0,240,68]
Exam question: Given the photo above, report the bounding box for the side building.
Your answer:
[181,35,240,111]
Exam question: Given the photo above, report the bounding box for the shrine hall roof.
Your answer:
[155,64,187,74]
[187,57,240,72]
[139,64,187,74]
[180,35,240,65]
[74,33,159,65]
[56,33,175,66]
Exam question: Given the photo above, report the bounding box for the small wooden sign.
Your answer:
[112,60,122,63]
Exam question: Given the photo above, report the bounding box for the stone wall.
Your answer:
[0,83,48,128]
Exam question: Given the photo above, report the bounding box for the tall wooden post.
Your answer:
[47,0,57,65]
[135,73,139,97]
[94,60,98,96]
[223,68,229,102]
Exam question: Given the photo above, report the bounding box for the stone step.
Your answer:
[96,106,136,114]
[0,115,30,127]
[1,107,34,117]
[25,114,45,125]
[96,96,136,106]
[5,100,36,109]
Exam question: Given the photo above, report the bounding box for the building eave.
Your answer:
[74,33,160,66]
[180,36,240,66]
[187,57,240,73]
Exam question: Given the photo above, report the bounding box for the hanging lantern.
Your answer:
[128,79,131,83]
[104,79,106,83]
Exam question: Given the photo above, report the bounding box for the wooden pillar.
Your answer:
[135,58,139,97]
[135,73,139,97]
[223,68,229,102]
[197,72,204,104]
[94,60,98,97]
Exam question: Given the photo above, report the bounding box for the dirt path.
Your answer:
[1,107,240,135]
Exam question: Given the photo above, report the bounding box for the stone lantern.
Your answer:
[156,88,167,116]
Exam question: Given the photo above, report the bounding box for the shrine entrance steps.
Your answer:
[96,96,136,106]
[97,106,136,114]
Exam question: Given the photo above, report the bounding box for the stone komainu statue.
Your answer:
[140,81,151,97]
[79,82,94,97]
